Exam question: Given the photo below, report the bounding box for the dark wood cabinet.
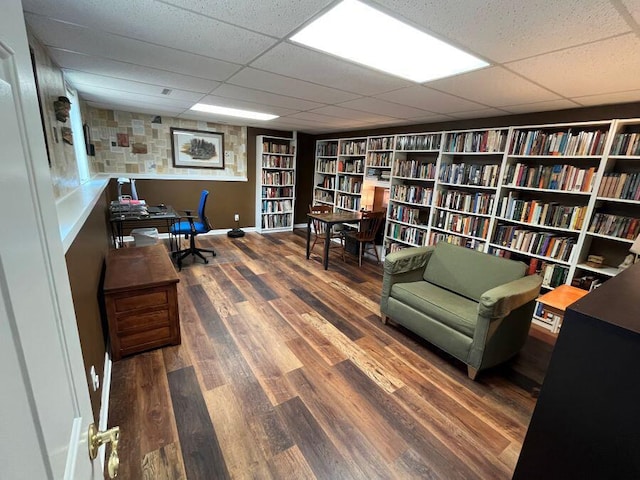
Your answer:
[104,245,180,361]
[514,262,640,479]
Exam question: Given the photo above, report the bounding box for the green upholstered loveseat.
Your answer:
[381,242,542,379]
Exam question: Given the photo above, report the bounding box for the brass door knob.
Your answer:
[88,423,120,478]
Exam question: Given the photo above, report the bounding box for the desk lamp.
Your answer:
[117,178,138,201]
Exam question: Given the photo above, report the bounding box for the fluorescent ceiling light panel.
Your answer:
[190,103,278,121]
[290,0,489,83]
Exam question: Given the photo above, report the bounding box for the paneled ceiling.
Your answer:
[23,0,640,134]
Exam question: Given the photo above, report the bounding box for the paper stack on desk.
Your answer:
[110,199,147,217]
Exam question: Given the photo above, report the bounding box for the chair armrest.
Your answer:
[478,274,543,320]
[381,246,435,314]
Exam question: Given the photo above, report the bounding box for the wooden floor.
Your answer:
[108,231,553,479]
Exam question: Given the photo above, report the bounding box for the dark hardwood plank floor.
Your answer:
[107,230,552,479]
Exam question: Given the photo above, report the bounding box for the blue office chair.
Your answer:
[171,189,216,269]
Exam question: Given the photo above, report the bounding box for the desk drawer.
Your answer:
[114,290,168,313]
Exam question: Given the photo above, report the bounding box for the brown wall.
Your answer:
[295,132,316,224]
[65,190,111,421]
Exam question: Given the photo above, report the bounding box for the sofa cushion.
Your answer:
[390,281,478,337]
[423,242,526,301]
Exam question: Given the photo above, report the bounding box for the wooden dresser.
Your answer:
[104,244,180,361]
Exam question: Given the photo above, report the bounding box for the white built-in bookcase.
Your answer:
[256,134,296,233]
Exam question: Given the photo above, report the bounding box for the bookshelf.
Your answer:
[256,135,296,233]
[431,128,508,251]
[364,135,394,188]
[313,138,338,208]
[335,137,366,212]
[384,132,441,253]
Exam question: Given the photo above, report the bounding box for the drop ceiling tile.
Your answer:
[573,89,640,107]
[22,0,275,63]
[507,34,640,97]
[85,99,186,117]
[308,105,397,123]
[428,66,561,107]
[197,94,298,117]
[336,97,432,119]
[227,68,361,104]
[500,99,581,114]
[250,43,411,95]
[160,0,334,37]
[25,14,240,82]
[63,71,205,103]
[402,113,457,124]
[49,49,219,93]
[80,86,195,109]
[375,86,486,113]
[373,0,631,62]
[622,0,640,24]
[211,84,324,111]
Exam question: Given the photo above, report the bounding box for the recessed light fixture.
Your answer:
[290,0,489,83]
[190,103,278,121]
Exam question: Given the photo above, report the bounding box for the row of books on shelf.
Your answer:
[504,163,596,192]
[262,186,293,198]
[262,155,294,169]
[610,132,640,156]
[433,211,490,239]
[335,194,360,211]
[313,191,334,204]
[493,226,576,261]
[316,159,336,173]
[531,259,570,288]
[509,129,608,156]
[366,168,391,182]
[368,137,394,150]
[436,189,495,215]
[367,152,392,166]
[337,159,364,173]
[439,163,500,187]
[431,232,485,251]
[338,177,362,194]
[263,141,294,155]
[396,134,441,151]
[499,194,588,230]
[445,130,507,153]
[340,140,366,155]
[262,199,293,213]
[588,213,640,240]
[389,205,424,225]
[571,274,603,291]
[597,172,640,200]
[393,160,436,179]
[386,224,428,246]
[317,142,338,157]
[317,177,335,190]
[262,171,294,185]
[262,213,292,229]
[390,185,433,205]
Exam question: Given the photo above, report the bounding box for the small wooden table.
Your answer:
[306,211,362,270]
[104,244,180,360]
[534,284,589,333]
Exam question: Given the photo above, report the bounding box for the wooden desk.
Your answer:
[306,211,362,270]
[533,284,589,333]
[104,245,180,361]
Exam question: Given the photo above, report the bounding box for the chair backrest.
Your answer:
[309,204,332,234]
[198,190,211,230]
[357,210,385,241]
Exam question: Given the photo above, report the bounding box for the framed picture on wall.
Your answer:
[171,128,225,169]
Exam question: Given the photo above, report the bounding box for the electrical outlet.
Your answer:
[234,214,240,222]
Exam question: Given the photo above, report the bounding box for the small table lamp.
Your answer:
[630,233,640,263]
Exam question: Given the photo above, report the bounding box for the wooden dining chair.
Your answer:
[309,204,342,253]
[342,210,386,266]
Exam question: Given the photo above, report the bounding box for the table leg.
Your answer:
[323,222,330,270]
[306,216,312,259]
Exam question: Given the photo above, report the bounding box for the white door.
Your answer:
[0,5,103,479]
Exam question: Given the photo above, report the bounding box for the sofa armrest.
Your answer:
[478,274,543,320]
[381,246,435,314]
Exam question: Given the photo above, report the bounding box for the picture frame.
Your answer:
[171,127,225,169]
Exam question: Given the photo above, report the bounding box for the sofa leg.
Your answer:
[381,314,388,324]
[467,366,478,380]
